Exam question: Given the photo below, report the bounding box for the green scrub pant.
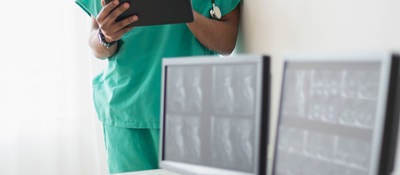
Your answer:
[102,124,160,174]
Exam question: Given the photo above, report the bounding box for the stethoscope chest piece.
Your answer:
[210,2,222,20]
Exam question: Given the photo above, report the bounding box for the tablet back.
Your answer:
[106,0,193,26]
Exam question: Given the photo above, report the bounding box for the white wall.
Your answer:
[0,1,108,174]
[237,0,400,172]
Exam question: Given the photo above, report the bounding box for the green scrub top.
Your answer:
[75,0,240,129]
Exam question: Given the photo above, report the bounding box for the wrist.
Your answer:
[97,29,118,48]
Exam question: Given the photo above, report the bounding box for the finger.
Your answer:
[106,2,130,23]
[96,0,119,23]
[104,25,134,42]
[112,15,138,33]
[114,25,135,39]
[101,0,105,6]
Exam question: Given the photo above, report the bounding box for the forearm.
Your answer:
[186,8,240,55]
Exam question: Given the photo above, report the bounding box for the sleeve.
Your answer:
[75,0,101,17]
[216,0,241,16]
[192,0,240,18]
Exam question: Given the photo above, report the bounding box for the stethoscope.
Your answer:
[209,0,222,20]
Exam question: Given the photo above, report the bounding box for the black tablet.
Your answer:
[105,0,193,26]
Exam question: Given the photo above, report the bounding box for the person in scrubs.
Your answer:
[75,0,241,173]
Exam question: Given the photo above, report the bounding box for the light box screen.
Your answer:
[163,63,259,173]
[275,61,382,175]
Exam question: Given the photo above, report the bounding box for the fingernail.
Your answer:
[113,0,118,5]
[133,16,138,21]
[124,3,130,8]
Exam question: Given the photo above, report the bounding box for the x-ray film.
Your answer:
[163,61,259,173]
[275,61,381,175]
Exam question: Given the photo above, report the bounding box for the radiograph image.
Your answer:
[211,117,234,169]
[164,62,260,173]
[182,116,202,163]
[275,62,382,175]
[233,65,257,116]
[212,64,257,116]
[185,67,204,114]
[231,118,254,172]
[167,67,186,113]
[165,115,185,161]
[213,66,235,114]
